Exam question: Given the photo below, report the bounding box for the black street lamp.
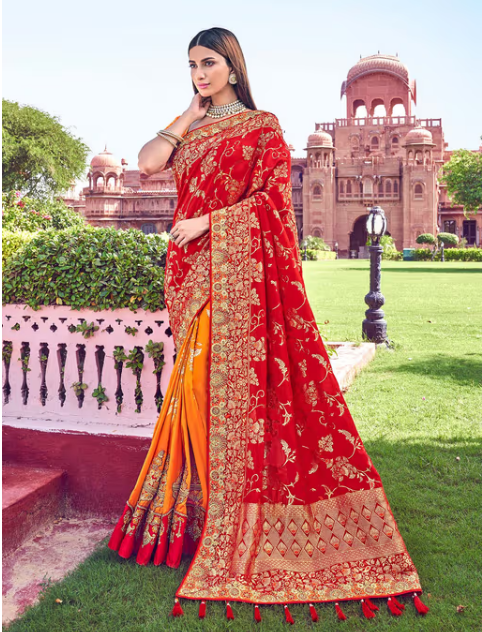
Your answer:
[362,205,388,344]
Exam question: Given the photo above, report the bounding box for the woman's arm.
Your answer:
[138,95,211,176]
[138,111,195,176]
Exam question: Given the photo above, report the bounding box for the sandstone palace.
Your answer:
[65,54,481,257]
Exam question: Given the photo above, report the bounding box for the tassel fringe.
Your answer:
[413,594,430,615]
[362,599,376,619]
[284,604,295,624]
[365,597,379,611]
[172,594,427,621]
[335,602,347,620]
[309,603,319,622]
[387,597,403,616]
[171,598,184,617]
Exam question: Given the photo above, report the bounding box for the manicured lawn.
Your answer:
[6,260,482,632]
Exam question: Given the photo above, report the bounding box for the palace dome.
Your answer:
[90,146,123,171]
[341,54,414,98]
[403,126,435,146]
[305,130,333,149]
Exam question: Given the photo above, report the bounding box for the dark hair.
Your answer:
[188,27,257,111]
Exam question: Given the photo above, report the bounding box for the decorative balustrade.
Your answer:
[2,304,175,434]
[335,116,417,127]
[339,192,400,201]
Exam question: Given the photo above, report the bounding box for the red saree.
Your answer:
[108,110,429,622]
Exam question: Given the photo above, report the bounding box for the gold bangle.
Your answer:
[156,131,179,148]
[160,128,184,144]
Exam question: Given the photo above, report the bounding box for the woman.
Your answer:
[108,27,430,623]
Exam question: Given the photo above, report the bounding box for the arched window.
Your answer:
[353,100,367,118]
[415,151,423,164]
[371,136,379,149]
[141,223,156,234]
[347,181,352,195]
[444,220,456,234]
[385,180,392,195]
[391,136,399,148]
[169,199,175,209]
[393,180,399,194]
[313,185,322,198]
[414,183,423,199]
[408,150,414,161]
[340,181,345,195]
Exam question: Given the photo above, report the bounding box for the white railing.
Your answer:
[2,304,175,435]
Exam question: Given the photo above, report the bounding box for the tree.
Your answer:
[2,99,90,199]
[440,145,482,217]
[416,233,436,247]
[437,232,459,247]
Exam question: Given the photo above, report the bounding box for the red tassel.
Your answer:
[413,594,430,614]
[171,598,184,617]
[393,596,405,610]
[226,602,234,620]
[199,601,206,619]
[387,597,403,616]
[335,602,347,621]
[284,604,295,624]
[254,604,262,622]
[362,599,376,619]
[366,597,379,611]
[309,603,318,622]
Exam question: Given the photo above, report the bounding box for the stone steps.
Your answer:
[2,463,67,559]
[2,462,114,625]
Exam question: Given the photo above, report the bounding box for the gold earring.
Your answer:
[228,73,237,85]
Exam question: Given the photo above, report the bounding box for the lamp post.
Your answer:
[303,239,308,261]
[362,205,388,344]
[334,241,339,259]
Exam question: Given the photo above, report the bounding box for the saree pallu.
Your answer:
[109,110,429,621]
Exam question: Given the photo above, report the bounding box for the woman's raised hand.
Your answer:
[170,215,210,248]
[184,93,211,122]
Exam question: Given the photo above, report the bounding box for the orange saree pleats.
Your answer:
[108,301,210,567]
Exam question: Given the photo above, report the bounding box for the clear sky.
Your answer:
[3,0,481,190]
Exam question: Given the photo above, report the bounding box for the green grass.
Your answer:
[5,260,482,632]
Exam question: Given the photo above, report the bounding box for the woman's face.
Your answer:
[189,45,232,96]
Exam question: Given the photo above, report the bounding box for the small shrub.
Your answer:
[2,230,36,266]
[2,190,86,232]
[303,236,331,251]
[413,248,434,261]
[2,225,168,311]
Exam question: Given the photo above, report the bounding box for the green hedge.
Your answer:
[413,248,482,262]
[442,248,482,261]
[2,226,169,311]
[2,230,36,267]
[305,249,336,261]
